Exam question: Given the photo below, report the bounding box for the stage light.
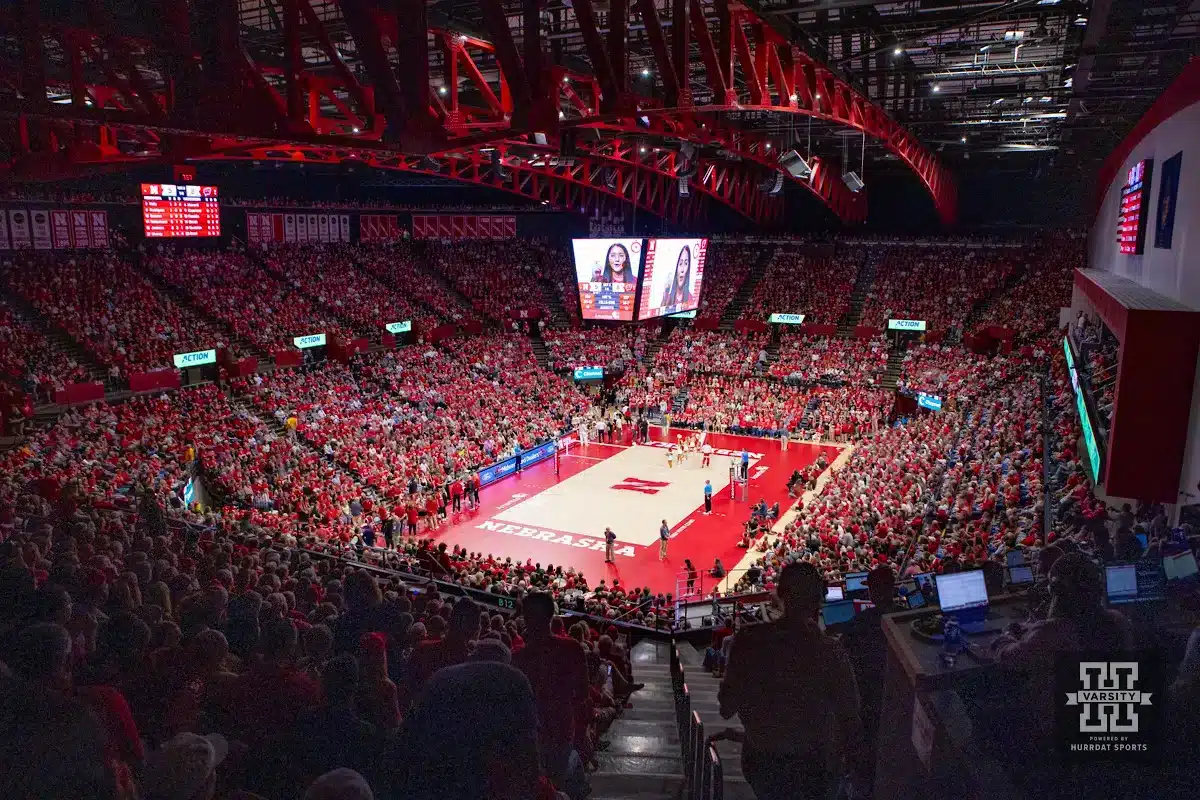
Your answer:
[894,47,902,56]
[642,68,651,77]
[438,86,448,95]
[932,84,941,92]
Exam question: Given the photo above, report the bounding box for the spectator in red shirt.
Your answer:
[511,592,589,798]
[226,618,320,748]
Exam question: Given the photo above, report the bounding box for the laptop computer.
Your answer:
[844,571,869,593]
[825,585,845,602]
[935,570,998,633]
[1007,565,1035,586]
[906,591,927,610]
[1106,562,1167,604]
[1164,550,1199,582]
[914,572,937,599]
[1005,550,1027,568]
[820,600,856,627]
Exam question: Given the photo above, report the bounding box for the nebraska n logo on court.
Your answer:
[611,477,670,495]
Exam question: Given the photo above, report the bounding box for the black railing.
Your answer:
[670,641,724,800]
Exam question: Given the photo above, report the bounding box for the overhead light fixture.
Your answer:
[894,47,902,56]
[961,136,967,143]
[438,86,448,95]
[641,68,650,77]
[562,75,570,83]
[352,127,360,133]
[932,84,941,92]
[639,146,646,153]
[1023,96,1033,103]
[1039,96,1052,103]
[1036,0,1060,5]
[789,93,798,102]
[1064,77,1074,88]
[815,92,821,99]
[1074,16,1087,25]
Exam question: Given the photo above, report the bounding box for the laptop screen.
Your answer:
[1008,566,1035,585]
[820,600,856,627]
[825,585,845,602]
[1105,564,1139,603]
[1005,550,1027,568]
[906,591,927,609]
[844,572,869,592]
[935,570,989,612]
[914,572,936,597]
[1164,551,1199,581]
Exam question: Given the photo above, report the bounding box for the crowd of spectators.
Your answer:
[0,487,651,800]
[897,342,994,403]
[543,326,648,372]
[0,299,93,396]
[972,239,1081,336]
[4,252,247,377]
[653,328,769,377]
[860,246,1020,330]
[770,335,889,385]
[426,240,565,322]
[263,244,443,333]
[695,244,763,321]
[351,242,474,325]
[146,248,358,353]
[740,247,862,324]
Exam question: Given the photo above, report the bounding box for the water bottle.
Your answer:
[941,617,962,667]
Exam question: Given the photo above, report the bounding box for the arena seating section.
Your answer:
[1,218,1124,800]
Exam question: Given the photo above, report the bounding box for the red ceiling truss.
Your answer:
[0,0,953,226]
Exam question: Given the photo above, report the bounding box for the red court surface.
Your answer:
[426,428,842,595]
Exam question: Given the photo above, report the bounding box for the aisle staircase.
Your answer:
[243,247,377,342]
[529,335,551,370]
[1,292,119,391]
[130,251,271,362]
[882,348,905,390]
[718,245,777,330]
[671,387,690,414]
[591,640,685,799]
[537,275,573,329]
[836,247,883,338]
[957,261,1029,343]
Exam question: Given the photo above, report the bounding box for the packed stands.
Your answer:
[860,246,1020,330]
[972,241,1080,335]
[695,244,760,321]
[263,244,444,333]
[740,246,862,324]
[543,326,648,371]
[654,328,769,376]
[146,248,357,352]
[425,240,562,322]
[0,299,93,395]
[897,342,994,402]
[770,335,889,384]
[3,252,247,377]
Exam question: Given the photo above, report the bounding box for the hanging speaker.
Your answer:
[842,171,865,192]
[779,150,812,179]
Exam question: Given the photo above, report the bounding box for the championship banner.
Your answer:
[285,214,297,242]
[410,214,517,240]
[247,212,261,244]
[339,215,350,242]
[30,209,52,250]
[0,211,8,249]
[88,210,110,248]
[9,210,32,248]
[297,214,309,243]
[51,210,72,248]
[71,211,90,248]
[318,214,330,242]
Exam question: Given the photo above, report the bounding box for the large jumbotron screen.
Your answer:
[141,183,221,238]
[637,238,707,321]
[572,238,643,321]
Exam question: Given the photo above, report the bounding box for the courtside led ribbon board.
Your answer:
[173,349,217,368]
[668,309,698,319]
[888,319,927,332]
[768,313,806,325]
[917,393,942,412]
[574,366,605,380]
[385,321,413,334]
[293,333,327,349]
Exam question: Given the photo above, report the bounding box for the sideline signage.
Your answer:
[294,333,327,349]
[574,366,605,381]
[385,321,413,334]
[173,349,217,368]
[768,313,806,325]
[917,393,942,412]
[888,319,927,332]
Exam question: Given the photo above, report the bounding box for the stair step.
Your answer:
[587,772,683,798]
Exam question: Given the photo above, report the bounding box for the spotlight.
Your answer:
[641,68,650,77]
[894,47,902,56]
[352,127,359,133]
[932,84,941,92]
[438,86,448,95]
[961,136,967,143]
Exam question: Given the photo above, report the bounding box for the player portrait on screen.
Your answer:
[658,244,694,309]
[573,238,642,321]
[638,238,706,320]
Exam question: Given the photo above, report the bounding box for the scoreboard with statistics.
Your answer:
[1116,159,1152,256]
[141,183,221,238]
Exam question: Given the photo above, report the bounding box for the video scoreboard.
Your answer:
[141,183,221,238]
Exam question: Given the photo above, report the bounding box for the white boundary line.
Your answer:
[562,453,607,461]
